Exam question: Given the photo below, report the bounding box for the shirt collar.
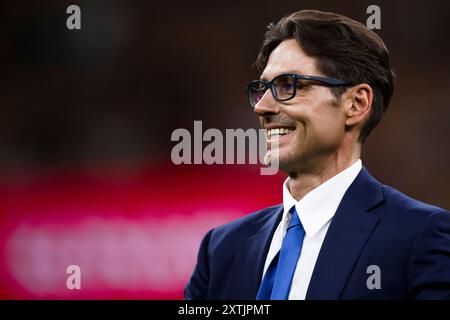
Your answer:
[282,159,362,237]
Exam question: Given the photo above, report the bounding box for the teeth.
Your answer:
[267,128,294,138]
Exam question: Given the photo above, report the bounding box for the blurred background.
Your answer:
[0,0,449,299]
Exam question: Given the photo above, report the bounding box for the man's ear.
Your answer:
[344,83,373,127]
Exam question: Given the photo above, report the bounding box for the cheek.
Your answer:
[305,108,345,144]
[284,94,345,146]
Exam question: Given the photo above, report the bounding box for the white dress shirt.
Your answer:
[261,159,362,299]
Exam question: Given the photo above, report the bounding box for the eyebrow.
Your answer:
[260,70,309,81]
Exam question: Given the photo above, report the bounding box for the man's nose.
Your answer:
[253,89,280,116]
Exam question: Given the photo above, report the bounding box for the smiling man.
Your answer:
[184,10,450,300]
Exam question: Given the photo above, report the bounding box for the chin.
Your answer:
[264,142,303,172]
[264,153,289,173]
[278,151,306,173]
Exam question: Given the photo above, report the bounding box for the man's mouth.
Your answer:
[266,127,296,140]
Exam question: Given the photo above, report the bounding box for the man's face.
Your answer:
[255,39,349,174]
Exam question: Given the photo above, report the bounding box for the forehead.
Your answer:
[260,39,320,81]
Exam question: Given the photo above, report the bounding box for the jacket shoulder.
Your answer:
[374,184,449,236]
[381,184,447,216]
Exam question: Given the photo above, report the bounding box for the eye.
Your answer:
[281,83,294,91]
[274,76,295,93]
[296,80,306,89]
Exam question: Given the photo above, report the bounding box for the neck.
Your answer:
[287,150,360,201]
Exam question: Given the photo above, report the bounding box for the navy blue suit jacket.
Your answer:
[184,167,450,299]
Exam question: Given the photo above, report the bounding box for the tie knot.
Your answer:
[288,207,301,229]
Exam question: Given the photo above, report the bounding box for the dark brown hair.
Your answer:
[255,10,394,143]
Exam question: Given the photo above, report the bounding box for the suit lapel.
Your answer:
[228,205,283,299]
[306,167,384,300]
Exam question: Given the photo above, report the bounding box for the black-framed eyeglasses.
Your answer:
[246,73,351,108]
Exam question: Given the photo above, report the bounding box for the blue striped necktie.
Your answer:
[256,206,305,300]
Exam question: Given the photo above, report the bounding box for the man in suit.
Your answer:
[184,10,450,299]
